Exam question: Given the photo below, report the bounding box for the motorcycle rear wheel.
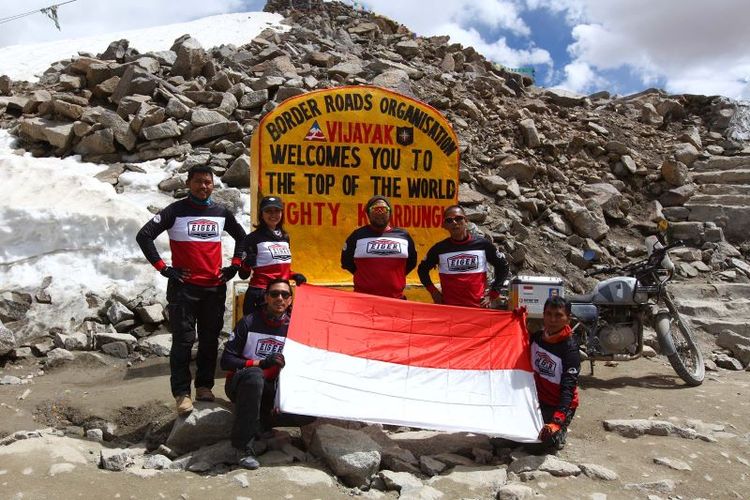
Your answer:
[663,295,705,386]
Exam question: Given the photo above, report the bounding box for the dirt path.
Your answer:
[1,354,748,499]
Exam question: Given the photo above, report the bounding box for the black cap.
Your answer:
[365,195,391,211]
[259,196,283,211]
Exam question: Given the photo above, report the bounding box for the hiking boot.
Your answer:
[237,440,260,470]
[238,454,260,469]
[175,394,193,416]
[195,387,215,402]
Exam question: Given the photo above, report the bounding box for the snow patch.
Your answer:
[0,12,287,82]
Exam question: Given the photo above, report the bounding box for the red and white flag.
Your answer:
[279,285,543,442]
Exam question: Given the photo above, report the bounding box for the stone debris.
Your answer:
[508,454,580,477]
[653,456,692,471]
[624,479,678,494]
[603,419,713,441]
[578,463,619,481]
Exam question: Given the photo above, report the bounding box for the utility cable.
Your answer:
[0,0,78,27]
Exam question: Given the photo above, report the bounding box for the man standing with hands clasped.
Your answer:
[136,165,246,416]
[418,205,508,308]
[341,195,417,299]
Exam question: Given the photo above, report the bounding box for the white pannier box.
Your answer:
[509,275,565,318]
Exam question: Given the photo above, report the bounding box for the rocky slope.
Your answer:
[0,0,749,495]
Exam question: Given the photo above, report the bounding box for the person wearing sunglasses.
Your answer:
[220,278,293,469]
[238,196,306,315]
[418,205,509,308]
[341,195,417,298]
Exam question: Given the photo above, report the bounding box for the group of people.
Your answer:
[136,166,579,469]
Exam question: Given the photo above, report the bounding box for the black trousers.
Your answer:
[225,368,276,450]
[166,280,226,397]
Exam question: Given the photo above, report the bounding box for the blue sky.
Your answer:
[1,0,748,99]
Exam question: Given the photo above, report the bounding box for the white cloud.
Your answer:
[545,0,750,98]
[361,0,531,36]
[361,0,551,67]
[0,0,245,47]
[555,60,607,94]
[431,22,551,68]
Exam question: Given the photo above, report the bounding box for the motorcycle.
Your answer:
[567,236,705,386]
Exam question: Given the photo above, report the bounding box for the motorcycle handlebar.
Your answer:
[585,267,615,277]
[583,241,685,278]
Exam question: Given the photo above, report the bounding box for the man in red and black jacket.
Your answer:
[530,296,581,451]
[340,195,417,299]
[136,165,246,416]
[418,205,508,308]
[220,279,291,470]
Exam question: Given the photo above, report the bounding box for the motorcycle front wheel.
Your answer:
[663,294,705,386]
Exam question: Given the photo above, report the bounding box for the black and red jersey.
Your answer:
[530,330,580,413]
[341,225,417,298]
[220,310,289,381]
[417,235,508,307]
[136,197,245,287]
[240,228,295,289]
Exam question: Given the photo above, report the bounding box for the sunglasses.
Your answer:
[267,290,292,299]
[369,206,390,214]
[444,215,466,224]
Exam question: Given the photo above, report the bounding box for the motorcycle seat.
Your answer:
[568,292,595,303]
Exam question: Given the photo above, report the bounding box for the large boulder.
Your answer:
[166,403,233,454]
[518,118,540,148]
[497,158,536,183]
[508,454,580,477]
[544,88,585,107]
[138,333,171,356]
[661,159,690,186]
[0,291,32,324]
[17,117,74,148]
[84,107,137,151]
[309,424,382,487]
[674,142,700,166]
[371,69,412,96]
[221,155,250,188]
[580,182,624,218]
[171,36,208,79]
[0,75,11,95]
[187,121,241,143]
[190,109,228,127]
[0,320,16,356]
[561,200,609,241]
[74,128,116,156]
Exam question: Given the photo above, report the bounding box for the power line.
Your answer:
[0,0,78,27]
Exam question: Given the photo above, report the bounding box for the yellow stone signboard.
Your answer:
[250,85,459,285]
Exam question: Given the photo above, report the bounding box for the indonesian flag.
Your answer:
[280,285,543,442]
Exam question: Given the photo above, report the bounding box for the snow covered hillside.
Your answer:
[0,12,287,82]
[0,12,278,328]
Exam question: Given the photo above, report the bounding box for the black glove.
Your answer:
[291,273,307,285]
[220,265,240,282]
[160,266,188,282]
[539,422,562,442]
[259,353,285,369]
